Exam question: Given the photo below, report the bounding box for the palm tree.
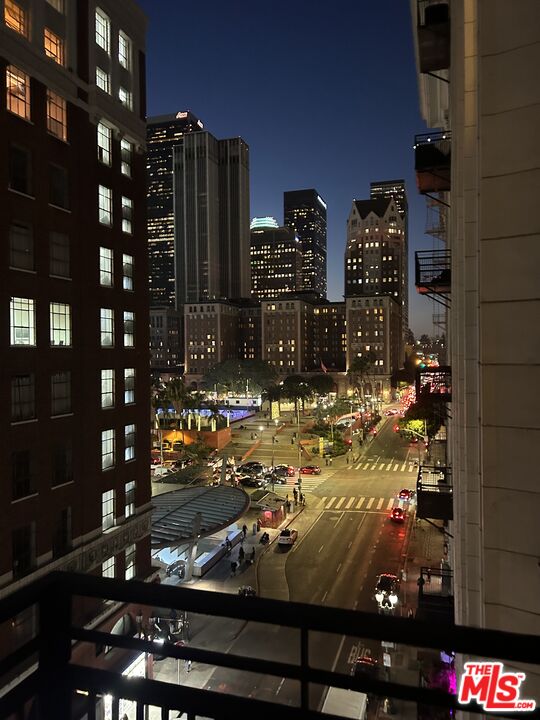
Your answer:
[160,377,190,442]
[347,352,376,404]
[263,384,283,413]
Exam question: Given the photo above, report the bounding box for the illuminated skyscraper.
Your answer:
[284,189,327,298]
[147,111,203,307]
[250,220,302,299]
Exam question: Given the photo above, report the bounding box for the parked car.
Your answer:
[398,489,414,501]
[273,464,295,477]
[300,465,321,475]
[390,507,405,523]
[278,528,298,546]
[374,573,400,610]
[238,475,266,488]
[353,655,379,679]
[263,472,287,485]
[172,441,184,452]
[238,462,266,475]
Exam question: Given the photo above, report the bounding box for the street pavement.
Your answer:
[150,406,443,719]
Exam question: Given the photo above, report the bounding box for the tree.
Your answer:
[263,384,283,412]
[308,374,335,396]
[282,376,314,417]
[347,352,376,402]
[203,359,278,395]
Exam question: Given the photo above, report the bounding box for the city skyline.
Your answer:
[137,0,435,336]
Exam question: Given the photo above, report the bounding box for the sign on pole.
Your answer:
[271,401,279,420]
[383,652,392,667]
[319,436,324,456]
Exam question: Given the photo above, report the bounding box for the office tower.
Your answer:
[313,302,347,372]
[149,307,183,376]
[284,189,327,297]
[370,180,408,333]
[147,111,204,307]
[411,0,540,681]
[250,220,302,299]
[344,197,405,367]
[261,298,317,375]
[1,0,150,671]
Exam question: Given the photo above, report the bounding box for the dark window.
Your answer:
[52,443,73,487]
[50,231,70,277]
[51,370,71,415]
[52,506,72,558]
[11,374,35,422]
[12,449,34,500]
[49,164,69,208]
[12,523,35,578]
[9,222,34,270]
[9,144,32,195]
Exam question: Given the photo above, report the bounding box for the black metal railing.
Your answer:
[0,571,538,719]
[417,465,453,520]
[415,249,451,292]
[414,131,451,194]
[416,0,450,73]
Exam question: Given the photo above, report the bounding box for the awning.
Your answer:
[151,486,250,549]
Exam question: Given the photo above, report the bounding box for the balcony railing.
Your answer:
[416,464,453,520]
[416,0,450,73]
[414,131,451,194]
[417,566,454,625]
[0,571,538,720]
[416,365,452,402]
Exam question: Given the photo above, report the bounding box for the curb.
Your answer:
[254,505,305,595]
[241,438,261,462]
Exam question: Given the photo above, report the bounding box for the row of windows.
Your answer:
[4,2,65,64]
[102,543,137,581]
[97,122,133,175]
[99,247,134,290]
[101,368,135,408]
[95,7,132,70]
[9,223,69,276]
[101,425,136,471]
[10,298,136,348]
[98,185,133,232]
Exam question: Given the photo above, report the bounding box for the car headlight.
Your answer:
[375,593,384,603]
[389,594,398,605]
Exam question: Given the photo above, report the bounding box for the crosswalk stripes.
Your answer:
[322,495,406,512]
[352,459,417,473]
[366,497,375,509]
[376,498,384,510]
[335,497,346,509]
[345,497,355,509]
[386,498,394,510]
[356,497,365,509]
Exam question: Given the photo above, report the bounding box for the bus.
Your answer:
[321,686,368,719]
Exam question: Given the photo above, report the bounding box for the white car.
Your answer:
[278,529,298,546]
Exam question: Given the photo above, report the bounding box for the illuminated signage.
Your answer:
[176,111,188,118]
[317,195,327,210]
[197,120,204,128]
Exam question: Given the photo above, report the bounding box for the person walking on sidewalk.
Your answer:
[417,575,425,596]
[231,561,237,576]
[293,488,298,503]
[250,547,256,564]
[426,568,432,583]
[238,546,245,564]
[242,524,248,539]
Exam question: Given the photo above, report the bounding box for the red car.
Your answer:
[300,465,321,475]
[390,507,405,523]
[399,488,414,501]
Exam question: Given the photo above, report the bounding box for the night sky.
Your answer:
[138,0,437,336]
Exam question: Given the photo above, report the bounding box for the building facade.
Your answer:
[0,0,151,669]
[344,197,405,368]
[284,188,327,298]
[146,111,203,307]
[261,298,317,375]
[411,0,540,696]
[250,221,302,300]
[149,306,183,376]
[313,301,346,372]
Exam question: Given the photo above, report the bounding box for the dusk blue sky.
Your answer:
[138,0,438,336]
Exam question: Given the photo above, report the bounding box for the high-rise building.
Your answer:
[147,111,204,307]
[149,307,183,376]
[370,180,408,333]
[284,189,327,298]
[344,197,406,367]
[261,298,317,375]
[250,220,302,300]
[1,0,151,674]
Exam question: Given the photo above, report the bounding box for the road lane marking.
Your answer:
[335,497,345,509]
[318,545,324,553]
[371,464,377,470]
[366,497,374,509]
[376,498,384,509]
[331,634,347,672]
[394,464,399,471]
[409,463,415,472]
[276,678,285,694]
[401,462,406,471]
[347,541,352,549]
[345,497,355,509]
[379,463,385,470]
[326,497,336,509]
[336,563,342,574]
[322,590,328,603]
[356,497,365,509]
[387,499,395,510]
[363,462,370,470]
[386,463,393,470]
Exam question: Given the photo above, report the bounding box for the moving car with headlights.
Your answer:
[273,464,295,477]
[374,573,400,611]
[389,507,405,523]
[300,465,321,475]
[353,655,379,680]
[263,472,287,485]
[398,488,414,501]
[278,528,298,545]
[238,461,267,475]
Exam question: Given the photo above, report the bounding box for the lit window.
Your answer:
[10,222,33,271]
[50,302,71,347]
[46,90,67,141]
[4,0,28,37]
[124,423,135,461]
[102,555,115,578]
[124,368,135,404]
[120,139,132,176]
[10,297,36,346]
[122,253,134,290]
[11,374,35,422]
[99,246,113,286]
[125,543,136,579]
[118,31,131,70]
[97,122,112,164]
[96,67,110,93]
[95,8,110,53]
[121,196,132,233]
[50,231,70,278]
[44,28,64,65]
[100,308,114,347]
[123,311,135,347]
[51,371,71,415]
[98,185,112,225]
[101,432,115,473]
[101,369,115,409]
[101,488,115,529]
[119,87,132,110]
[125,481,135,517]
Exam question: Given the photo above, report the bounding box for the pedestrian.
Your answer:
[136,609,143,638]
[286,494,289,502]
[256,518,261,532]
[426,568,431,583]
[238,546,245,563]
[299,492,304,505]
[302,494,306,506]
[250,432,254,440]
[293,488,298,503]
[250,547,256,564]
[325,457,329,466]
[231,561,237,576]
[225,537,232,554]
[346,454,349,465]
[242,524,248,538]
[170,608,178,635]
[185,659,192,673]
[417,575,425,596]
[329,457,333,466]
